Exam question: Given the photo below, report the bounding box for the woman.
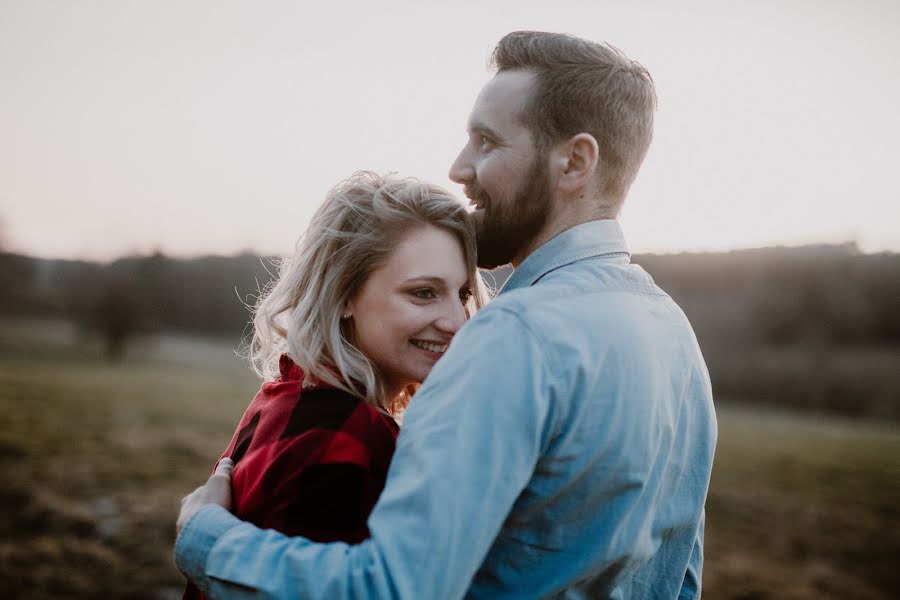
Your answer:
[183,171,488,598]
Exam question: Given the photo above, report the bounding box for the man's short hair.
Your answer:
[491,31,657,210]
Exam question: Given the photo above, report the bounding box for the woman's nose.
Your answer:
[435,297,468,335]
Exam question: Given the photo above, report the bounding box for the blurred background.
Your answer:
[1,1,898,598]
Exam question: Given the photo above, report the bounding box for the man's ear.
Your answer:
[555,133,599,196]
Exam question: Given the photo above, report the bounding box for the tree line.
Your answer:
[1,243,898,418]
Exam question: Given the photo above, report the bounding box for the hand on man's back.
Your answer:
[176,457,234,535]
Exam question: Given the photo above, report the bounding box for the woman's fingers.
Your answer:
[214,457,234,477]
[176,461,235,534]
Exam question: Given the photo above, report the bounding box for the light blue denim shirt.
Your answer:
[176,220,717,599]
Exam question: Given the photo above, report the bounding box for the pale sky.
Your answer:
[1,0,898,261]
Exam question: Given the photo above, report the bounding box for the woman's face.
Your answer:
[347,224,473,400]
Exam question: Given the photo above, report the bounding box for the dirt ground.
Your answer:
[1,319,898,598]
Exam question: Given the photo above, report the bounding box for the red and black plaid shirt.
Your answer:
[184,354,399,599]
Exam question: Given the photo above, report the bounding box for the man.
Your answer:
[176,31,717,599]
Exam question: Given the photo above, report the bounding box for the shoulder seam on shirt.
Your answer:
[489,306,566,457]
[490,305,561,379]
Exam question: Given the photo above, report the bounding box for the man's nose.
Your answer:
[449,147,474,185]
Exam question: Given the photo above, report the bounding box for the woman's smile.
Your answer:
[409,339,449,356]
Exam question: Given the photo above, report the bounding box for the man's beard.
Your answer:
[466,155,553,270]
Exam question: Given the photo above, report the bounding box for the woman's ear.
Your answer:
[341,298,353,320]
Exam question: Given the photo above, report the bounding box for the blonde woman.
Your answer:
[183,171,488,599]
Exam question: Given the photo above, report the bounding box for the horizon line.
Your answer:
[5,239,898,266]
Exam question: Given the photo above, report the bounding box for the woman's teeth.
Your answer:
[411,340,448,354]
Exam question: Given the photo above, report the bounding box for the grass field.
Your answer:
[1,318,898,599]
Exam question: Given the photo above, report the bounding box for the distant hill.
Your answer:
[0,251,276,334]
[2,243,898,419]
[3,242,897,344]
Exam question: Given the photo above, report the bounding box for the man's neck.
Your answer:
[511,202,618,268]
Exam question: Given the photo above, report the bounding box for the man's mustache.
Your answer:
[464,182,491,207]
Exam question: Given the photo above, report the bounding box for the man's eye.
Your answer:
[479,136,493,151]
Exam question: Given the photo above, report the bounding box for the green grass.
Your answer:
[705,405,899,599]
[0,318,259,599]
[1,318,898,599]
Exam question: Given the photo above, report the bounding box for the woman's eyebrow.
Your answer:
[401,276,447,287]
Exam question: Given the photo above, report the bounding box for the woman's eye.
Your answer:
[412,288,436,300]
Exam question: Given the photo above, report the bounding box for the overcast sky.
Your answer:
[1,0,898,261]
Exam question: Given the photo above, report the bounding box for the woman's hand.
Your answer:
[176,457,234,535]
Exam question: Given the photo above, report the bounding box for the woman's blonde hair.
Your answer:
[247,171,489,413]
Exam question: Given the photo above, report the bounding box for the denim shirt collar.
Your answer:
[500,219,630,294]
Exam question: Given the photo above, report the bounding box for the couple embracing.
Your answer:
[176,31,717,600]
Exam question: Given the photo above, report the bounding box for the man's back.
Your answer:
[461,221,716,598]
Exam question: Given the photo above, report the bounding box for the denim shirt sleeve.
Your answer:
[174,305,558,599]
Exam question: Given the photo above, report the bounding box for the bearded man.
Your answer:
[176,31,717,599]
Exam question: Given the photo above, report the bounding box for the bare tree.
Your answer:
[90,275,143,362]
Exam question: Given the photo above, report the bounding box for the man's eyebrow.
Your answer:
[467,120,502,141]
